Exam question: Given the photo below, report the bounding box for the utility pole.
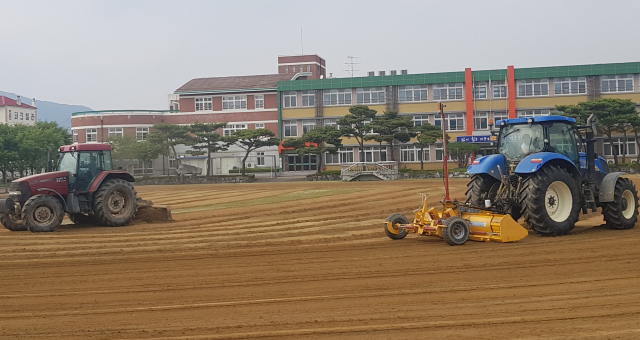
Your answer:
[344,56,360,77]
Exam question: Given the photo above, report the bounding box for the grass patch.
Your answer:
[174,187,370,213]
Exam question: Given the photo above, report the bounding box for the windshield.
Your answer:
[57,152,78,174]
[499,124,544,161]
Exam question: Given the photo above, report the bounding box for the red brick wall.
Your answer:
[247,95,255,110]
[180,98,194,112]
[264,94,277,109]
[212,97,222,111]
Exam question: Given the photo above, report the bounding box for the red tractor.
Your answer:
[0,144,138,232]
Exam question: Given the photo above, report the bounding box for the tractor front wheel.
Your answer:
[519,165,580,236]
[442,217,470,246]
[384,213,408,240]
[93,179,137,227]
[0,214,27,231]
[22,195,64,233]
[602,177,639,230]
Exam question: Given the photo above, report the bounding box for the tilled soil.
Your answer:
[2,177,640,339]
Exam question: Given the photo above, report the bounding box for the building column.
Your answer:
[465,68,474,136]
[507,66,516,118]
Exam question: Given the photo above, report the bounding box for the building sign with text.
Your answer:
[456,135,495,143]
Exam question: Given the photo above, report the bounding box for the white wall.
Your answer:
[5,106,37,126]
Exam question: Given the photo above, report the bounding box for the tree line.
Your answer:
[0,122,70,181]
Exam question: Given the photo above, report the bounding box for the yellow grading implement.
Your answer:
[384,103,528,245]
[384,194,528,246]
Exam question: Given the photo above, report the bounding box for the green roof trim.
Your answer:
[514,62,640,79]
[277,62,640,91]
[72,110,178,116]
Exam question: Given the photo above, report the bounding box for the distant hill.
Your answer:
[0,90,92,130]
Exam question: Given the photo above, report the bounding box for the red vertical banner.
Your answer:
[507,66,516,119]
[465,68,474,135]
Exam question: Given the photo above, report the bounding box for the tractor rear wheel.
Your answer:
[0,214,27,231]
[384,213,408,240]
[442,217,470,246]
[68,213,98,225]
[22,195,64,233]
[602,177,639,230]
[519,165,580,236]
[93,179,137,227]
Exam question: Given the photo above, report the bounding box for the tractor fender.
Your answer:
[514,152,579,175]
[466,154,506,181]
[35,188,68,212]
[89,171,136,193]
[598,172,625,203]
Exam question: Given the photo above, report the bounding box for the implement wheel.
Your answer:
[0,214,27,231]
[442,217,470,246]
[22,195,64,233]
[519,165,580,236]
[384,213,408,240]
[602,177,639,230]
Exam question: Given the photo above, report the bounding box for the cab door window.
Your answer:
[548,122,579,163]
[77,152,103,191]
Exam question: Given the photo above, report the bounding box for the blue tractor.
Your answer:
[466,115,639,236]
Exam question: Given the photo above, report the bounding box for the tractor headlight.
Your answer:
[527,118,534,124]
[500,121,506,126]
[8,191,21,196]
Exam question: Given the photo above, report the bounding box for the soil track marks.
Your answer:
[2,177,640,339]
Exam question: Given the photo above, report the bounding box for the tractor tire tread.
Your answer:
[93,179,137,227]
[22,195,64,233]
[602,177,638,230]
[442,216,470,246]
[0,214,27,231]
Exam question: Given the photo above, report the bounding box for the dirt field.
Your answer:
[2,177,640,339]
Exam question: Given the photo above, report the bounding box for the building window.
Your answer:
[8,110,11,120]
[169,155,177,169]
[554,77,587,95]
[222,95,247,110]
[413,115,430,126]
[398,85,428,102]
[108,127,123,138]
[435,143,444,161]
[86,128,97,143]
[306,65,311,72]
[400,144,429,162]
[195,97,212,111]
[72,130,78,143]
[473,112,488,130]
[254,94,264,109]
[20,112,23,120]
[285,65,288,73]
[433,83,463,101]
[136,127,149,141]
[364,146,387,162]
[474,82,487,99]
[493,80,507,98]
[601,74,633,93]
[255,123,265,129]
[604,138,637,156]
[517,79,549,97]
[323,89,352,106]
[283,91,297,108]
[517,110,550,118]
[31,113,35,121]
[301,90,315,107]
[292,66,296,73]
[302,120,316,134]
[493,111,509,124]
[434,113,465,131]
[325,147,354,164]
[14,112,18,119]
[257,151,265,166]
[133,160,154,175]
[223,124,247,136]
[356,87,386,104]
[284,120,297,137]
[324,118,338,128]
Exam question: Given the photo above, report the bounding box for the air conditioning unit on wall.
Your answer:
[247,163,255,168]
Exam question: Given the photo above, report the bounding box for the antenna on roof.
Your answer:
[344,56,360,77]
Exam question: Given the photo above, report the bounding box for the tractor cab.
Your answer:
[57,144,114,192]
[496,116,580,167]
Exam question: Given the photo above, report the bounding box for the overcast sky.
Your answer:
[1,0,639,111]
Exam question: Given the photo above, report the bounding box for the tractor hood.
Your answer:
[9,171,70,203]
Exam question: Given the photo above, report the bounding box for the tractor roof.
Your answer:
[59,144,113,152]
[497,115,576,126]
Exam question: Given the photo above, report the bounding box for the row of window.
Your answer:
[282,110,551,136]
[195,95,265,111]
[322,144,448,165]
[282,75,638,108]
[7,110,35,121]
[284,64,312,74]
